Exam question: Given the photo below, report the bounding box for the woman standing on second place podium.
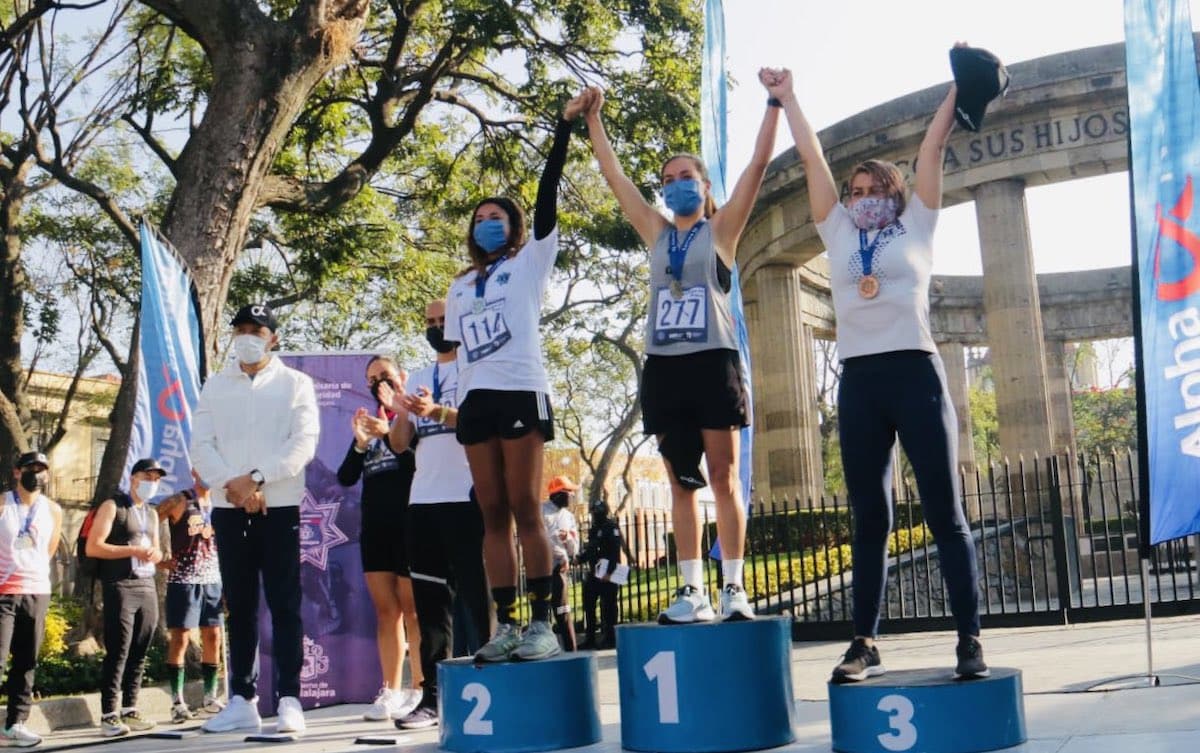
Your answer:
[581,73,779,624]
[444,91,589,663]
[765,54,989,682]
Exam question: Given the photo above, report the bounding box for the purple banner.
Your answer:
[256,353,380,713]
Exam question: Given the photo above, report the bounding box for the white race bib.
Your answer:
[459,302,512,363]
[652,285,708,345]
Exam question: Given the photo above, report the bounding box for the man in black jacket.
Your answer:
[578,500,622,649]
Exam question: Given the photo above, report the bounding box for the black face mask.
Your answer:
[550,491,570,509]
[369,377,398,405]
[425,326,455,354]
[19,470,47,493]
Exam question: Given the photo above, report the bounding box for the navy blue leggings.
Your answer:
[837,350,981,638]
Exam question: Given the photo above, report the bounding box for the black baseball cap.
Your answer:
[950,46,1010,132]
[15,451,49,470]
[231,303,279,332]
[130,458,167,478]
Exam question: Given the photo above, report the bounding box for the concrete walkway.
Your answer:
[25,614,1200,752]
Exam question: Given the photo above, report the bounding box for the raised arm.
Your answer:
[582,86,669,249]
[915,82,957,210]
[766,68,839,224]
[711,74,783,263]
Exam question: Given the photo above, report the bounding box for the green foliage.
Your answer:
[970,384,1000,464]
[1072,386,1137,457]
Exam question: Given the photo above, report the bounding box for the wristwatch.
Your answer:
[250,469,265,488]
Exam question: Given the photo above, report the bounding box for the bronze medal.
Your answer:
[858,274,880,299]
[670,280,684,299]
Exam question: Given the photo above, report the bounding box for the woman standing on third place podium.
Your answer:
[766,53,989,682]
[444,91,589,663]
[582,74,779,624]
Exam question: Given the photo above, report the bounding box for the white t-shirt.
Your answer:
[816,194,939,360]
[406,361,473,505]
[444,229,559,397]
[541,501,579,566]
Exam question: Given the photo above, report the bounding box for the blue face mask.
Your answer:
[473,219,509,253]
[662,179,703,216]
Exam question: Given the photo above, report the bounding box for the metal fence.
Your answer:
[561,453,1200,639]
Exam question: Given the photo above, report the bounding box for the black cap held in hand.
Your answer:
[950,46,1010,132]
[230,303,279,332]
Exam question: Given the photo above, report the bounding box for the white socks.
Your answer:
[722,558,745,588]
[679,559,703,590]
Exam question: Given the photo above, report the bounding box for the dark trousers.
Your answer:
[0,593,49,726]
[100,579,158,715]
[582,576,618,645]
[212,506,303,701]
[407,502,491,703]
[551,563,576,651]
[838,350,981,638]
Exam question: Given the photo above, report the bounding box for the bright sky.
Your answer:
[720,0,1198,277]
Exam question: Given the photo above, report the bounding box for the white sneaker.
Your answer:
[201,695,262,733]
[511,621,562,661]
[1,723,42,747]
[276,696,305,735]
[100,714,129,738]
[363,687,393,722]
[658,585,715,624]
[720,583,755,621]
[201,694,226,714]
[390,688,423,720]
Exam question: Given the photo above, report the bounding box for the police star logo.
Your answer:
[496,272,511,285]
[299,490,348,570]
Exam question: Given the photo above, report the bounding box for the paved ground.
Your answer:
[29,614,1200,752]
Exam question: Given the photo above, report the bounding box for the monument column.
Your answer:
[748,264,823,507]
[1044,339,1077,457]
[936,341,976,478]
[973,179,1055,465]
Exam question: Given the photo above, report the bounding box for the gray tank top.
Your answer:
[644,221,739,356]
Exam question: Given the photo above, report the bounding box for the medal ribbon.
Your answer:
[474,256,508,306]
[431,362,450,404]
[131,502,150,538]
[857,229,884,277]
[11,491,39,540]
[667,221,706,285]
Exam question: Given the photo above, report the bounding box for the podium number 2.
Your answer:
[462,683,493,735]
[876,694,917,751]
[643,651,680,724]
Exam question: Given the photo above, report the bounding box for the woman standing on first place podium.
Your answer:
[444,91,589,663]
[765,55,989,682]
[581,75,779,624]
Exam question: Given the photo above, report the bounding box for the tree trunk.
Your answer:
[159,10,366,358]
[0,159,33,468]
[90,315,139,507]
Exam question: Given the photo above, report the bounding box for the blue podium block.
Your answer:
[617,617,796,753]
[437,652,601,753]
[828,667,1026,753]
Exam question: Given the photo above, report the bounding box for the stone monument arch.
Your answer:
[740,41,1147,505]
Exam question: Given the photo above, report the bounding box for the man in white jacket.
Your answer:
[189,303,319,736]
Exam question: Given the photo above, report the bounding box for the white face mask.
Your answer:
[135,480,160,501]
[233,334,269,364]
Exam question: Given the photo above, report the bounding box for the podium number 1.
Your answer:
[462,682,494,735]
[876,694,917,751]
[643,651,680,724]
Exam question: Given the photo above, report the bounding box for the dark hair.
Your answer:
[662,153,719,218]
[848,159,908,216]
[462,196,528,277]
[365,355,397,376]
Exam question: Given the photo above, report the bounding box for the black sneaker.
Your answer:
[954,635,991,679]
[830,638,885,683]
[395,703,438,731]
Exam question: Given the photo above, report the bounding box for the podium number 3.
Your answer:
[462,682,494,735]
[643,651,680,724]
[876,694,917,751]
